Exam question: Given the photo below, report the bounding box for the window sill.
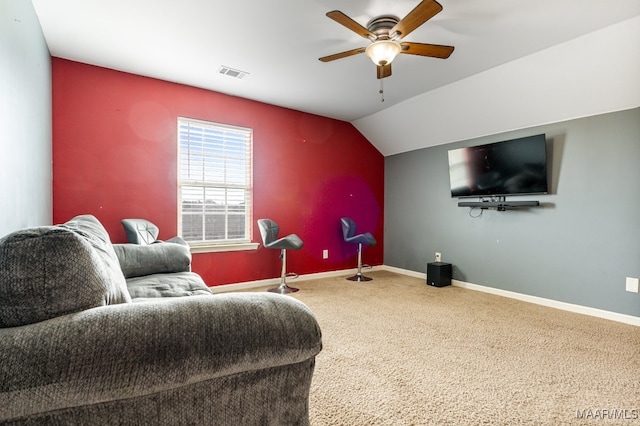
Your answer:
[189,242,260,254]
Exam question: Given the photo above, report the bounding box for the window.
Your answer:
[178,117,255,252]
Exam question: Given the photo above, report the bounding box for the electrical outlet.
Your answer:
[626,277,639,293]
[435,252,442,262]
[322,249,329,260]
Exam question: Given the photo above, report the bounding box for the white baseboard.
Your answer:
[210,267,384,294]
[382,265,427,279]
[380,265,640,327]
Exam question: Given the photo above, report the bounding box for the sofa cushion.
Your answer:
[126,272,212,300]
[0,215,131,328]
[113,242,192,278]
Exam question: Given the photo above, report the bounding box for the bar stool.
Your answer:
[341,217,377,281]
[257,218,304,294]
[121,218,187,245]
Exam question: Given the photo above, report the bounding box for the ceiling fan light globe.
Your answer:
[365,40,401,66]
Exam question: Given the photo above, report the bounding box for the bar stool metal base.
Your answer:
[346,243,373,282]
[267,250,299,294]
[268,283,299,294]
[346,273,372,282]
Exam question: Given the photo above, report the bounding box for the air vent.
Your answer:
[218,66,249,79]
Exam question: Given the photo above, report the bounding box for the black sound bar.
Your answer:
[458,201,540,209]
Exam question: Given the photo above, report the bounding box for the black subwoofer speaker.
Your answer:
[427,262,452,287]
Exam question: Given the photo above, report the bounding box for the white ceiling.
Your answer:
[32,0,640,155]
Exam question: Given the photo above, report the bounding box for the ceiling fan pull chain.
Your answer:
[379,78,385,102]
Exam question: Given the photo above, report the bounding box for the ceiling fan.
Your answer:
[319,0,454,79]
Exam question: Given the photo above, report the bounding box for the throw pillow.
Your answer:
[113,242,192,278]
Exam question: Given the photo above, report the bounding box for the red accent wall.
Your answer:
[52,59,384,286]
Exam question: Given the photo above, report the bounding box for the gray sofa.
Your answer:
[0,215,322,425]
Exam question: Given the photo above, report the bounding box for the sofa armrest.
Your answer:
[113,242,192,278]
[0,293,322,422]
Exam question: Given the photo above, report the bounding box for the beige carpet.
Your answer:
[275,270,639,425]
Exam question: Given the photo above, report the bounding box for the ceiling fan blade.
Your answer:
[390,0,443,39]
[377,63,392,79]
[400,42,454,59]
[319,47,367,62]
[326,11,375,40]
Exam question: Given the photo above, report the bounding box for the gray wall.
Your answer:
[0,0,52,237]
[385,108,640,317]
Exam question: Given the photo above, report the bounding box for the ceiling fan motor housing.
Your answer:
[366,15,400,40]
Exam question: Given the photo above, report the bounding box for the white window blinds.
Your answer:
[178,117,253,244]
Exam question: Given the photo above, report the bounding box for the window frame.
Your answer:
[177,117,258,253]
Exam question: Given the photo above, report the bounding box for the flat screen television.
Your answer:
[447,134,548,198]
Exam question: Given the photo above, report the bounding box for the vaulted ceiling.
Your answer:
[32,0,640,155]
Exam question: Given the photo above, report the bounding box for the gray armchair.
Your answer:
[0,215,322,425]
